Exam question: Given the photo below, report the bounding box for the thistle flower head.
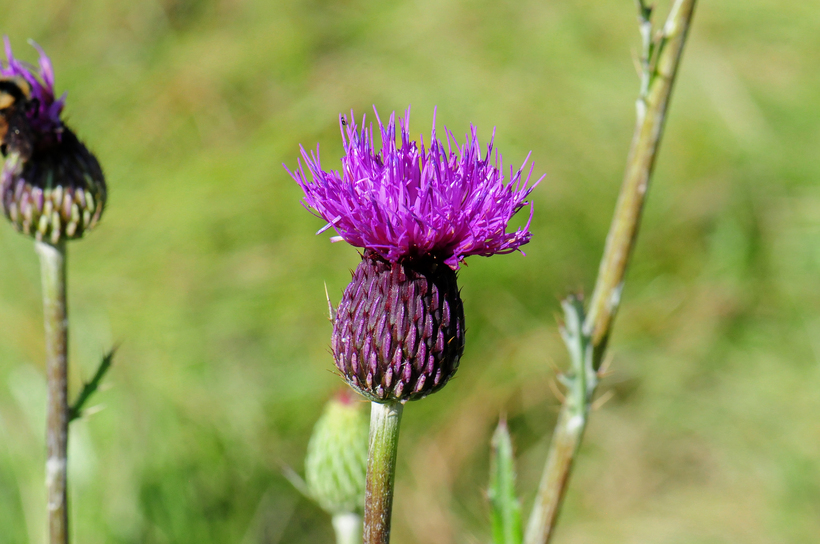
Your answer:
[289,107,541,402]
[0,38,106,243]
[288,107,541,270]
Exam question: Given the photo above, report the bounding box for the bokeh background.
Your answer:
[1,0,819,542]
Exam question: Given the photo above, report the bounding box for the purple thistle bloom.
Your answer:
[0,38,106,243]
[0,37,65,138]
[288,107,543,403]
[287,107,541,270]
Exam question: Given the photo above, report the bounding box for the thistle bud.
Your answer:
[332,251,465,403]
[305,392,369,515]
[0,40,106,243]
[3,128,105,243]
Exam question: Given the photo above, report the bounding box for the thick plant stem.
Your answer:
[363,401,404,544]
[524,2,697,544]
[332,512,362,544]
[36,240,69,544]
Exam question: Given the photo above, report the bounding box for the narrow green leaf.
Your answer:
[489,418,522,544]
[69,347,116,422]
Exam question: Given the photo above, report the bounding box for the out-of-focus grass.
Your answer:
[1,0,820,542]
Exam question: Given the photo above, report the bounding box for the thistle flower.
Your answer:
[0,38,106,243]
[288,107,540,402]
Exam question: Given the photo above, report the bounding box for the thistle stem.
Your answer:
[524,404,584,544]
[524,2,697,543]
[585,0,698,354]
[332,512,363,544]
[363,401,404,544]
[525,298,594,544]
[36,240,69,544]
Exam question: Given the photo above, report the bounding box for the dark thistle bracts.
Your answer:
[333,251,465,402]
[3,128,105,242]
[0,38,106,243]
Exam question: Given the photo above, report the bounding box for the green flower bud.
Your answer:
[305,392,369,515]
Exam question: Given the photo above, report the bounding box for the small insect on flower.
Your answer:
[0,76,37,160]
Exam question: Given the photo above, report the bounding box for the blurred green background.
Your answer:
[1,0,819,542]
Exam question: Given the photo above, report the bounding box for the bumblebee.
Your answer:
[0,76,37,160]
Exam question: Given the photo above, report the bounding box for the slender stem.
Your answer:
[363,401,404,544]
[585,0,697,355]
[524,2,697,544]
[524,404,584,543]
[332,512,363,544]
[525,297,594,544]
[36,240,69,544]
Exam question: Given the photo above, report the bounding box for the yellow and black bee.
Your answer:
[0,76,37,160]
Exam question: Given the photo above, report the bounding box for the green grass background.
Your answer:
[1,0,819,542]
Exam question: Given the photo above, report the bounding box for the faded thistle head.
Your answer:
[0,38,106,244]
[288,107,541,403]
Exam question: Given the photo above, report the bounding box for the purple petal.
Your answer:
[287,106,543,269]
[0,37,64,135]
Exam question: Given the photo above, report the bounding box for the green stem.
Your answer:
[524,405,584,544]
[524,2,697,544]
[363,401,404,544]
[332,512,362,544]
[585,0,698,355]
[36,240,69,544]
[524,298,594,544]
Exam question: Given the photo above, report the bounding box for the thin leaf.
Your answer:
[489,418,522,544]
[69,347,115,422]
[280,463,311,500]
